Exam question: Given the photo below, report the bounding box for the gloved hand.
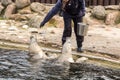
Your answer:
[77,11,85,17]
[40,22,45,28]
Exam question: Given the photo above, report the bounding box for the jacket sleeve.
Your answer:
[41,0,62,25]
[79,0,86,17]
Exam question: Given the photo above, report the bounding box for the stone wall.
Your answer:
[84,5,120,27]
[0,0,120,28]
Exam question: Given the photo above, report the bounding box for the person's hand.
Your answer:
[40,22,45,28]
[77,11,85,17]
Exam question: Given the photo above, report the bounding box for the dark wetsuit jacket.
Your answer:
[41,0,86,25]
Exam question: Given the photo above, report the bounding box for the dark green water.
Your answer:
[0,48,120,80]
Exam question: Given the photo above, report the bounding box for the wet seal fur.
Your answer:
[29,35,47,61]
[56,37,74,63]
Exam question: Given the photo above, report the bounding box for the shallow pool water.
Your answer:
[0,48,120,80]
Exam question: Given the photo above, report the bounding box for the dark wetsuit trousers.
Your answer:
[62,15,84,48]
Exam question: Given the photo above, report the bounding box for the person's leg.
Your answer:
[62,16,72,45]
[73,17,84,52]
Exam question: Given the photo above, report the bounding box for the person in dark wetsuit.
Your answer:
[40,0,86,52]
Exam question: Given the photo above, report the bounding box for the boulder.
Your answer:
[92,6,106,20]
[15,0,31,9]
[4,3,16,19]
[18,6,32,14]
[105,11,119,25]
[30,2,46,14]
[1,0,13,6]
[9,14,28,21]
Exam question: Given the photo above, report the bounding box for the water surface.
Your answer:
[0,48,120,80]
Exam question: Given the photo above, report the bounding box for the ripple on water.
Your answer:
[0,48,120,80]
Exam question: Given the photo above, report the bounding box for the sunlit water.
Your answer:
[0,48,120,80]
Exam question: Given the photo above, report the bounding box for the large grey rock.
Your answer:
[30,2,45,13]
[1,0,13,6]
[92,6,106,20]
[4,3,16,19]
[15,0,31,9]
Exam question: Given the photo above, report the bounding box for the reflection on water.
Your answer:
[70,71,114,80]
[70,63,120,80]
[30,58,70,80]
[0,48,120,80]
